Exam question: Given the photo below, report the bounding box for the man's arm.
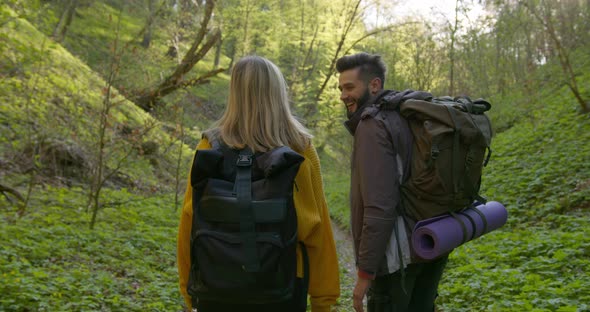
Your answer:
[356,115,402,275]
[352,115,403,311]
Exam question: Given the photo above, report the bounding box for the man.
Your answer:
[336,52,448,312]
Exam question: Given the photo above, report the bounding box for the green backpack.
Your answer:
[378,91,493,220]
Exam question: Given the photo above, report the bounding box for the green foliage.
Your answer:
[436,54,590,311]
[0,187,182,311]
[482,78,590,221]
[320,151,350,229]
[440,219,590,311]
[39,0,232,135]
[0,7,194,193]
[58,2,145,71]
[3,0,57,33]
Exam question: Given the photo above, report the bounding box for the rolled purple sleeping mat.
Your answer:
[411,201,508,260]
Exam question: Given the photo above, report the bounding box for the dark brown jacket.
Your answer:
[345,104,414,276]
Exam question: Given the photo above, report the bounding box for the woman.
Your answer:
[177,56,340,312]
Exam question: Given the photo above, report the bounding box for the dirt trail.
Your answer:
[331,220,355,279]
[329,221,445,312]
[330,220,355,312]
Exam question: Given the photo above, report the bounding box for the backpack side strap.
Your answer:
[300,241,310,301]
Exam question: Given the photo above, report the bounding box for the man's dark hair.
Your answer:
[336,52,386,87]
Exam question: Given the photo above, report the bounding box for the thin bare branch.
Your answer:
[314,0,363,103]
[178,68,226,88]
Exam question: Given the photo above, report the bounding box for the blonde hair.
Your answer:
[208,56,312,153]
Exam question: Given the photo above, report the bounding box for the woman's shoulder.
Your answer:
[202,128,220,143]
[297,141,321,174]
[293,140,314,158]
[196,137,213,150]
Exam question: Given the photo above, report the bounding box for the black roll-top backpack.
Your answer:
[187,139,309,312]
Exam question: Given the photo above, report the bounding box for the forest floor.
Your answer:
[331,221,355,312]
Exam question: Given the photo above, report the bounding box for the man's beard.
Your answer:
[346,88,372,119]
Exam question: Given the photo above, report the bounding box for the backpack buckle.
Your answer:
[430,145,440,160]
[465,150,474,165]
[236,154,252,166]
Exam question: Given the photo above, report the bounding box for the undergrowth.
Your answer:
[0,188,182,311]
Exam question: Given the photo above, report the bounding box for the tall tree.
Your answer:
[409,24,439,91]
[87,8,157,229]
[447,0,462,95]
[523,0,588,112]
[141,0,157,48]
[314,0,362,104]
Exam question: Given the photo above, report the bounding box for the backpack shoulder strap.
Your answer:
[202,129,222,149]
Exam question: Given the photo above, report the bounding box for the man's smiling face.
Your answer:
[338,67,371,115]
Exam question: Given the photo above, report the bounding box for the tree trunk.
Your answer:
[524,1,589,113]
[241,0,252,56]
[141,0,156,48]
[448,0,461,96]
[228,41,236,72]
[174,106,185,212]
[52,0,79,43]
[214,36,222,68]
[141,29,152,49]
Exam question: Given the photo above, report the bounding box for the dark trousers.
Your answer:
[196,301,302,312]
[367,255,448,312]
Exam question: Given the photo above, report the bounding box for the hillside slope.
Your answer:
[0,7,192,311]
[437,83,590,311]
[1,7,194,193]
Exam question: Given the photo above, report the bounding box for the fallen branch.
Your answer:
[0,183,24,202]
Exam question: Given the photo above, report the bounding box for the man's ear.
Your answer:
[369,78,382,95]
